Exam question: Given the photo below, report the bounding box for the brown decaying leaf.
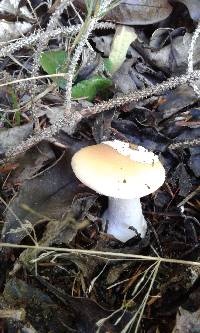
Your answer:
[172,307,200,333]
[36,275,133,333]
[0,163,19,173]
[74,0,172,25]
[3,278,77,333]
[0,123,33,153]
[173,0,200,20]
[105,0,173,25]
[144,33,200,74]
[1,144,83,244]
[4,276,133,333]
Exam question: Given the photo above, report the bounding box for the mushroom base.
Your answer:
[103,197,147,242]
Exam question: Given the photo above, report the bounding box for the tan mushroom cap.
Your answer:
[71,141,165,199]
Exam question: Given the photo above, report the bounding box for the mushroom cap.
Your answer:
[71,140,165,199]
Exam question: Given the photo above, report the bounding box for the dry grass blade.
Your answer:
[1,242,200,267]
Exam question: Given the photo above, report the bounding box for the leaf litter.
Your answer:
[0,0,200,332]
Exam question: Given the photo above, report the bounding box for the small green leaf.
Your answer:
[40,50,112,100]
[40,50,67,89]
[72,76,112,101]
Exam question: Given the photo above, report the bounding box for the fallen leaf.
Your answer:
[105,0,173,24]
[74,0,173,25]
[0,0,34,19]
[40,50,112,100]
[92,35,113,57]
[3,278,76,333]
[172,307,200,333]
[112,119,169,152]
[19,213,83,269]
[0,163,19,173]
[189,153,200,177]
[9,142,55,184]
[174,0,200,20]
[1,146,82,244]
[72,76,112,101]
[40,50,67,89]
[171,163,193,197]
[156,84,200,122]
[36,275,133,333]
[0,21,32,42]
[0,123,33,154]
[144,33,200,74]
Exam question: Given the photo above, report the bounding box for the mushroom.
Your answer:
[71,140,165,242]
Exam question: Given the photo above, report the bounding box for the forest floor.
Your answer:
[0,1,200,332]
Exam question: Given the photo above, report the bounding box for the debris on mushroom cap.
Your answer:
[102,140,159,164]
[71,141,165,199]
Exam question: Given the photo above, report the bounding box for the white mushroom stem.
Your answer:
[104,197,147,242]
[104,26,137,74]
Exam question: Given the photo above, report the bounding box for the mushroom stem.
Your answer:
[104,26,137,74]
[104,197,147,242]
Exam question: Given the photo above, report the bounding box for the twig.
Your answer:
[2,69,200,162]
[188,21,200,96]
[27,151,66,179]
[169,137,200,149]
[188,21,200,73]
[64,16,98,113]
[31,0,71,128]
[0,22,115,58]
[177,185,200,207]
[64,1,114,116]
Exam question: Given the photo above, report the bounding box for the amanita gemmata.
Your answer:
[71,140,165,242]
